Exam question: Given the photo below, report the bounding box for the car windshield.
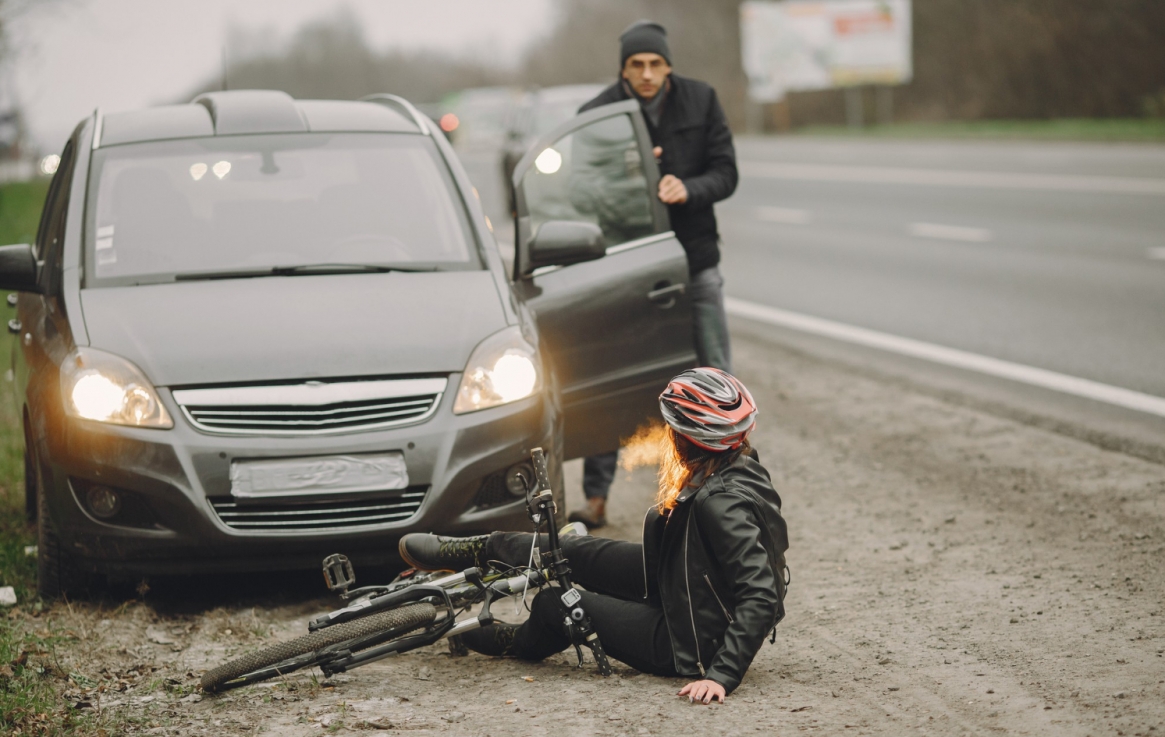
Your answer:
[85,133,479,286]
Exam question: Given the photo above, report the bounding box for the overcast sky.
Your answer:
[5,0,556,152]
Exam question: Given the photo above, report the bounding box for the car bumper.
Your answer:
[38,383,555,577]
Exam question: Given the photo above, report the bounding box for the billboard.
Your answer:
[741,0,913,102]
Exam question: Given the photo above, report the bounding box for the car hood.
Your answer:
[79,272,508,386]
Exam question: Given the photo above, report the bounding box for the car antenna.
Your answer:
[221,45,228,91]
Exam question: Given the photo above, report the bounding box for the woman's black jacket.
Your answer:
[641,450,789,694]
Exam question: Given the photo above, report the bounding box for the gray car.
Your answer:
[1,90,694,598]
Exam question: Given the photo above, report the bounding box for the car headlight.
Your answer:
[60,347,173,428]
[453,327,541,414]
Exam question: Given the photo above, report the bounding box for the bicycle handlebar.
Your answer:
[528,447,613,677]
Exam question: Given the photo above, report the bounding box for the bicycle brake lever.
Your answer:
[473,569,503,629]
[463,567,486,591]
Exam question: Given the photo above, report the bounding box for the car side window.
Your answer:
[518,113,655,249]
[36,139,76,293]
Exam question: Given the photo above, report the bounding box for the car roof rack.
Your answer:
[360,94,431,136]
[92,107,103,150]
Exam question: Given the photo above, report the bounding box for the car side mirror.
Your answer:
[0,244,41,293]
[527,221,605,272]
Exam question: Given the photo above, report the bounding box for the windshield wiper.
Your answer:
[271,263,435,275]
[175,264,435,282]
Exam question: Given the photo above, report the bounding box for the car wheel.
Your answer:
[34,449,98,601]
[23,424,36,523]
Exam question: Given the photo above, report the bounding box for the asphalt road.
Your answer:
[718,137,1165,398]
[461,134,1165,413]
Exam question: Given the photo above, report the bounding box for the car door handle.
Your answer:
[7,319,21,334]
[647,283,685,302]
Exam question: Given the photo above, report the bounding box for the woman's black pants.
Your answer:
[485,531,679,678]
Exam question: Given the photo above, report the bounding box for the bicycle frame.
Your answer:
[316,567,546,676]
[300,446,613,679]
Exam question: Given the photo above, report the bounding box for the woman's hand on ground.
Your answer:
[678,679,726,704]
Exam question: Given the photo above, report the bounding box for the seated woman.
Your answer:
[398,368,789,704]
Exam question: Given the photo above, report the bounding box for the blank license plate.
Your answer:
[230,453,408,500]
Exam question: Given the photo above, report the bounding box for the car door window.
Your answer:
[519,112,656,249]
[510,101,694,459]
[36,139,76,294]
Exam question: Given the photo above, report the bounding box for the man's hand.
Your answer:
[678,679,726,704]
[658,174,688,204]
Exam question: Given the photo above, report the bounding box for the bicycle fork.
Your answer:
[528,447,613,677]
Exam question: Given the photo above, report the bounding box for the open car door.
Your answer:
[511,99,696,460]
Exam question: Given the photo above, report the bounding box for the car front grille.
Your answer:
[172,377,447,435]
[209,487,428,531]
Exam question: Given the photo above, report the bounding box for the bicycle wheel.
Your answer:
[201,601,437,693]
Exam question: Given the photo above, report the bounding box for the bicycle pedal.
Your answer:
[448,635,469,657]
[322,554,356,594]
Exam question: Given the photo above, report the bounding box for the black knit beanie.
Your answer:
[620,20,670,67]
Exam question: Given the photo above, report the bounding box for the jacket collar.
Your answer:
[614,73,705,134]
[675,469,711,505]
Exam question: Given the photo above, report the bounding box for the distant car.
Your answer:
[442,87,523,152]
[502,85,607,214]
[2,90,695,598]
[412,102,456,140]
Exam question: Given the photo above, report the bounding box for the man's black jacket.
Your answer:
[641,450,789,694]
[580,74,738,275]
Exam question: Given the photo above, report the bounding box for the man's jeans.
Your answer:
[689,265,733,374]
[583,265,732,500]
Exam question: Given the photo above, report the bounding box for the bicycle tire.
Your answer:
[201,601,437,693]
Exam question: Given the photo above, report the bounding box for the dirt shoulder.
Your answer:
[6,331,1164,736]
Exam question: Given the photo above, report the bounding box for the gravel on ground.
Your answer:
[8,332,1164,736]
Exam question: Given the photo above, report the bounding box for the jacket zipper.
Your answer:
[649,507,684,674]
[703,573,734,624]
[641,507,652,601]
[683,513,705,677]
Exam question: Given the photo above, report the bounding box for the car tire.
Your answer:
[23,423,37,523]
[34,448,98,601]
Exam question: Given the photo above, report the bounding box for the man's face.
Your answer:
[622,52,672,100]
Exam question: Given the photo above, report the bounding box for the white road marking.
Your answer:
[740,161,1165,197]
[909,222,993,243]
[725,297,1165,419]
[755,206,812,225]
[1148,247,1165,260]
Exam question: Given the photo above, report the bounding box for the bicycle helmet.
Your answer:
[659,367,757,451]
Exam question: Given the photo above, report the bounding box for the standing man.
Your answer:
[568,20,739,529]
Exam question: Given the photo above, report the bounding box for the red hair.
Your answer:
[655,426,749,514]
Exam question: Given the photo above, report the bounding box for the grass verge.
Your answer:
[794,117,1165,143]
[0,179,129,735]
[0,179,49,245]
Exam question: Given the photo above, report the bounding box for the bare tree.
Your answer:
[520,0,1165,127]
[520,0,747,127]
[182,8,509,105]
[180,1,1165,128]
